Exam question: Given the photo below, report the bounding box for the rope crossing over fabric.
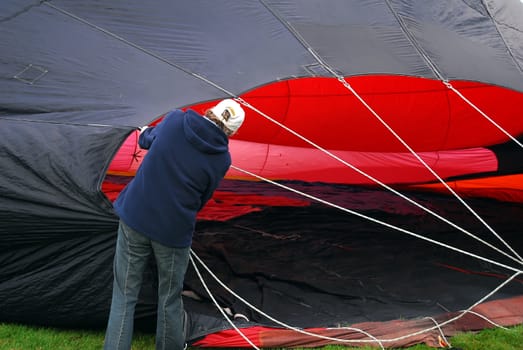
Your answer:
[260,0,523,263]
[189,249,387,349]
[266,0,523,264]
[223,3,523,346]
[190,245,521,347]
[45,0,523,264]
[42,1,522,346]
[243,1,523,265]
[209,96,523,347]
[233,97,523,266]
[332,76,523,263]
[229,166,521,274]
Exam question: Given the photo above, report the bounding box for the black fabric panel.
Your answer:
[180,183,522,336]
[0,180,521,336]
[487,135,523,174]
[0,119,121,246]
[0,232,116,328]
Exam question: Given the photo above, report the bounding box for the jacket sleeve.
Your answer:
[138,127,156,150]
[138,110,177,149]
[198,163,230,211]
[199,183,219,211]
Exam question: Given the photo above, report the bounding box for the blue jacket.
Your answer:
[113,109,231,247]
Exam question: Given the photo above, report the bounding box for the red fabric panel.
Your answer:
[283,76,449,152]
[192,326,263,347]
[100,181,126,202]
[228,140,498,184]
[237,76,451,152]
[408,174,523,203]
[446,81,523,149]
[236,76,523,152]
[108,132,498,185]
[192,296,523,348]
[107,130,147,176]
[100,181,310,220]
[197,191,310,221]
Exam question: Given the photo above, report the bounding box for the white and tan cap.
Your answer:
[210,99,245,135]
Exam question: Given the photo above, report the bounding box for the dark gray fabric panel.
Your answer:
[485,0,523,76]
[2,0,523,130]
[388,0,523,90]
[0,119,121,243]
[264,0,437,77]
[0,1,224,127]
[49,0,317,100]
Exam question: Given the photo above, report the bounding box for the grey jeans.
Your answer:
[104,221,190,350]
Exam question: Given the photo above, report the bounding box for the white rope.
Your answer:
[188,253,261,350]
[333,78,522,264]
[443,81,523,261]
[444,82,523,150]
[266,12,523,346]
[190,248,386,349]
[48,0,522,264]
[258,0,523,264]
[44,2,197,80]
[230,165,521,274]
[381,0,523,262]
[234,97,523,266]
[49,2,522,343]
[224,4,522,346]
[460,310,508,330]
[190,248,521,347]
[480,0,523,76]
[424,317,451,348]
[372,271,521,344]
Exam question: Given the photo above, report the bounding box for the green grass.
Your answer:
[0,324,151,350]
[0,323,521,349]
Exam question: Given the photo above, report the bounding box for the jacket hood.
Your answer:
[183,109,229,154]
